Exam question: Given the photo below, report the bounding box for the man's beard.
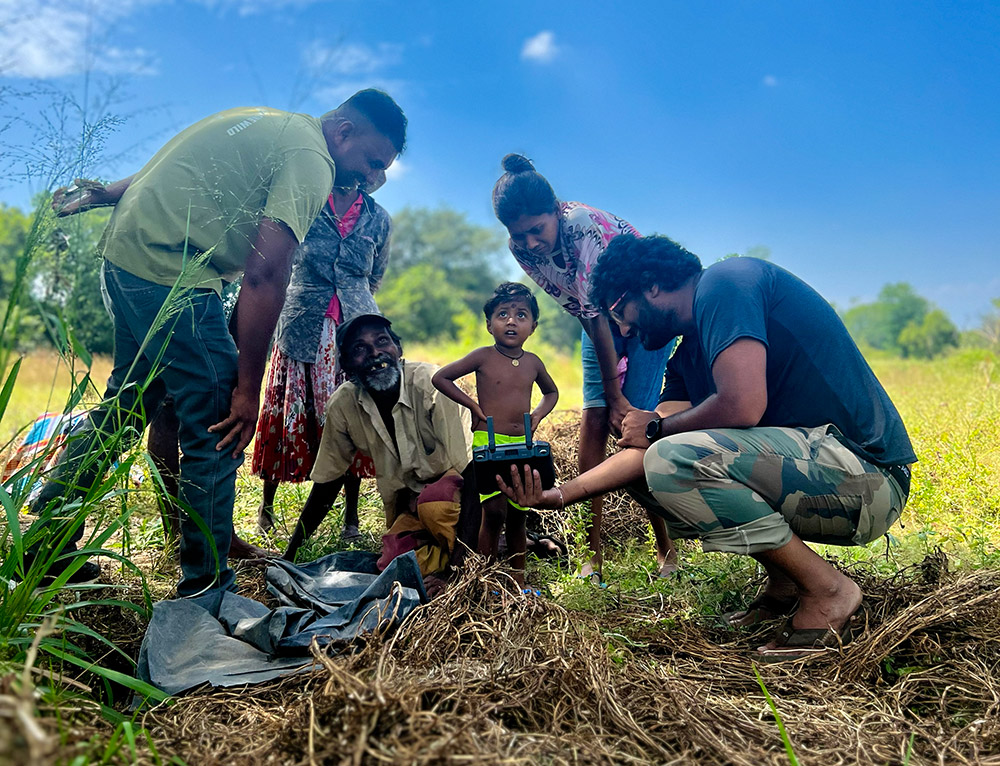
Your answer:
[352,354,401,392]
[637,303,679,350]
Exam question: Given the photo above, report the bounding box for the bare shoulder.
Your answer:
[524,351,548,371]
[436,346,493,377]
[463,346,496,367]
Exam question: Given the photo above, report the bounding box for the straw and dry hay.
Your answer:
[12,418,1000,763]
[121,553,1000,766]
[534,413,649,544]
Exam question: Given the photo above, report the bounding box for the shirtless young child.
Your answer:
[432,282,559,587]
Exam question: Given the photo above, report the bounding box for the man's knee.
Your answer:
[642,435,716,494]
[631,475,795,555]
[639,435,786,550]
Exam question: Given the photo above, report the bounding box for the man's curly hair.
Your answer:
[589,235,703,311]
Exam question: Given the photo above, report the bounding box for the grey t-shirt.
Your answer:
[660,258,916,467]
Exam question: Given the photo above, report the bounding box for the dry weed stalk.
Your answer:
[123,552,1000,765]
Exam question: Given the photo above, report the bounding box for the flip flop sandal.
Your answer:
[657,561,681,579]
[757,602,866,662]
[722,593,799,628]
[576,571,609,589]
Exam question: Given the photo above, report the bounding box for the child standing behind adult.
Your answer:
[432,283,558,587]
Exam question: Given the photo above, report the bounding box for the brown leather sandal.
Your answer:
[757,602,866,662]
[722,593,799,628]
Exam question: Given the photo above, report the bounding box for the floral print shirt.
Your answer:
[509,201,639,319]
[275,191,391,363]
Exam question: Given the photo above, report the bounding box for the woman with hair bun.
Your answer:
[492,154,677,583]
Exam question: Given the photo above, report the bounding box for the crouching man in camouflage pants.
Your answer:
[498,235,915,660]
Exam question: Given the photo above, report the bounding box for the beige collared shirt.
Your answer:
[311,361,472,525]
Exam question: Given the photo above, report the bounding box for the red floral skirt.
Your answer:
[252,317,375,482]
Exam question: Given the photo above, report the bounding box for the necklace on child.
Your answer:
[494,344,525,367]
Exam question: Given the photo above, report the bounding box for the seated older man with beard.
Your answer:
[283,313,479,581]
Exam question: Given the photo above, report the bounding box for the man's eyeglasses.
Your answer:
[606,290,630,323]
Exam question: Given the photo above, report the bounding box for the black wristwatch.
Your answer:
[645,417,663,443]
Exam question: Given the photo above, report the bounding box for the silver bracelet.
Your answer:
[556,486,565,511]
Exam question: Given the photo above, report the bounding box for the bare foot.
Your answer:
[230,534,278,560]
[578,554,602,579]
[758,573,862,652]
[727,571,800,625]
[724,591,798,628]
[656,543,681,578]
[256,502,275,533]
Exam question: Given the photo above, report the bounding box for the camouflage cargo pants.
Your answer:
[634,424,909,555]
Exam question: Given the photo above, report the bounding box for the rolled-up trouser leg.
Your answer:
[640,425,908,555]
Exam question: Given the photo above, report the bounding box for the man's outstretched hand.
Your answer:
[496,464,561,510]
[209,387,260,458]
[51,179,109,217]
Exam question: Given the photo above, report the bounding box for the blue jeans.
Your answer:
[580,326,675,411]
[31,260,239,596]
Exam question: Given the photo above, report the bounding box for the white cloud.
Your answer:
[762,75,778,87]
[384,157,407,181]
[314,78,408,108]
[305,39,407,107]
[0,0,157,79]
[521,31,559,63]
[0,0,336,80]
[302,41,403,78]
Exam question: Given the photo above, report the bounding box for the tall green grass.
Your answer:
[0,195,237,762]
[876,350,1000,568]
[0,201,169,761]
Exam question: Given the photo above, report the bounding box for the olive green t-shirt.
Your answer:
[100,107,335,294]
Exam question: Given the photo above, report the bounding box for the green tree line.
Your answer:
[0,202,584,355]
[842,282,964,359]
[1,200,996,360]
[1,201,114,355]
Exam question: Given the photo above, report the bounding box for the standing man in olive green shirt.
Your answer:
[29,90,407,599]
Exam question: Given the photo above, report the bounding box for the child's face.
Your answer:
[487,299,537,348]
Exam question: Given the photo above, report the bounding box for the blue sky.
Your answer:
[1,0,998,327]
